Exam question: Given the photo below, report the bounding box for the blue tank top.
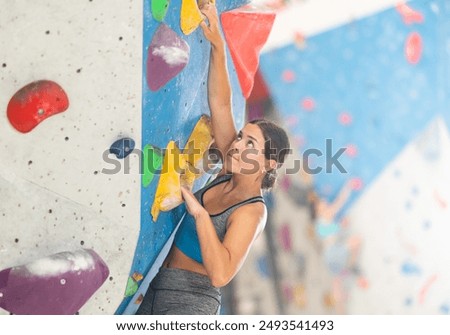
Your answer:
[174,174,265,264]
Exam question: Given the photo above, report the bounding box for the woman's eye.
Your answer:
[236,135,242,140]
[247,141,254,148]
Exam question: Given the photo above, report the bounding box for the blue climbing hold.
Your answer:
[401,260,421,275]
[257,255,272,278]
[110,138,135,159]
[440,304,450,314]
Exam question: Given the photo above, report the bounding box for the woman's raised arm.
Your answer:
[200,4,237,158]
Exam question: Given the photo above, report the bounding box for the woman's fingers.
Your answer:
[180,186,192,200]
[181,186,206,219]
[199,20,209,34]
[198,3,223,47]
[181,186,198,207]
[200,4,218,25]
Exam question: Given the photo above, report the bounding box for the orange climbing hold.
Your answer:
[7,80,69,133]
[221,9,275,99]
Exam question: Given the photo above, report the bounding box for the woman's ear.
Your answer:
[267,159,277,171]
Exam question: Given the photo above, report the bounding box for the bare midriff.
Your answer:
[162,245,209,276]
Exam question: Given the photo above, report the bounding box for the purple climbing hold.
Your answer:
[146,23,190,91]
[0,249,109,315]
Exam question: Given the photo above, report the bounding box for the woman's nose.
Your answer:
[230,141,241,152]
[229,146,239,155]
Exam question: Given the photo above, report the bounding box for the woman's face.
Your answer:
[224,123,268,175]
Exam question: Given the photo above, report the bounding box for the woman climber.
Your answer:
[137,3,290,315]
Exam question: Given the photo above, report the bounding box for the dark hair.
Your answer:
[249,119,290,190]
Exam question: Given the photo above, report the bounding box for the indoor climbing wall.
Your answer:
[258,0,450,313]
[116,0,279,314]
[0,0,144,314]
[0,0,275,315]
[347,116,450,314]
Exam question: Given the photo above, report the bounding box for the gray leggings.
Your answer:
[136,267,222,315]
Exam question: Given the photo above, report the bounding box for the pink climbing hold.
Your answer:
[282,70,296,83]
[434,190,447,209]
[396,3,424,25]
[7,80,69,133]
[418,274,438,304]
[349,177,363,191]
[294,31,307,49]
[221,9,276,98]
[345,144,358,158]
[405,32,422,65]
[147,23,190,91]
[292,135,305,147]
[301,97,316,111]
[282,284,294,302]
[286,114,299,127]
[279,224,292,252]
[338,112,352,125]
[280,175,291,192]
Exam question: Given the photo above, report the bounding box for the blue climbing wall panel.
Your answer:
[115,0,249,314]
[259,0,450,213]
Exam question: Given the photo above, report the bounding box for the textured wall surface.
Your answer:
[348,117,450,313]
[117,0,250,314]
[258,0,450,314]
[260,0,450,207]
[0,0,252,315]
[0,0,142,314]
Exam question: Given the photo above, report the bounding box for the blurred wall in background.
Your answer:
[230,0,450,314]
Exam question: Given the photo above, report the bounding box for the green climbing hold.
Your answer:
[142,144,163,188]
[125,277,139,297]
[152,0,170,22]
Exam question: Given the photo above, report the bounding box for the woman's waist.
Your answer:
[162,246,209,277]
[155,253,220,296]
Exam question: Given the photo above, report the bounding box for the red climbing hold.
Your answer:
[221,9,275,99]
[405,32,422,65]
[7,80,69,133]
[247,69,270,104]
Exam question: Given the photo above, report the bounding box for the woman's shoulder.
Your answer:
[228,198,267,224]
[226,200,267,238]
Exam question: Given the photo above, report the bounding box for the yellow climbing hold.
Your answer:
[181,115,212,185]
[150,116,213,222]
[293,284,307,308]
[151,141,187,222]
[180,0,203,35]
